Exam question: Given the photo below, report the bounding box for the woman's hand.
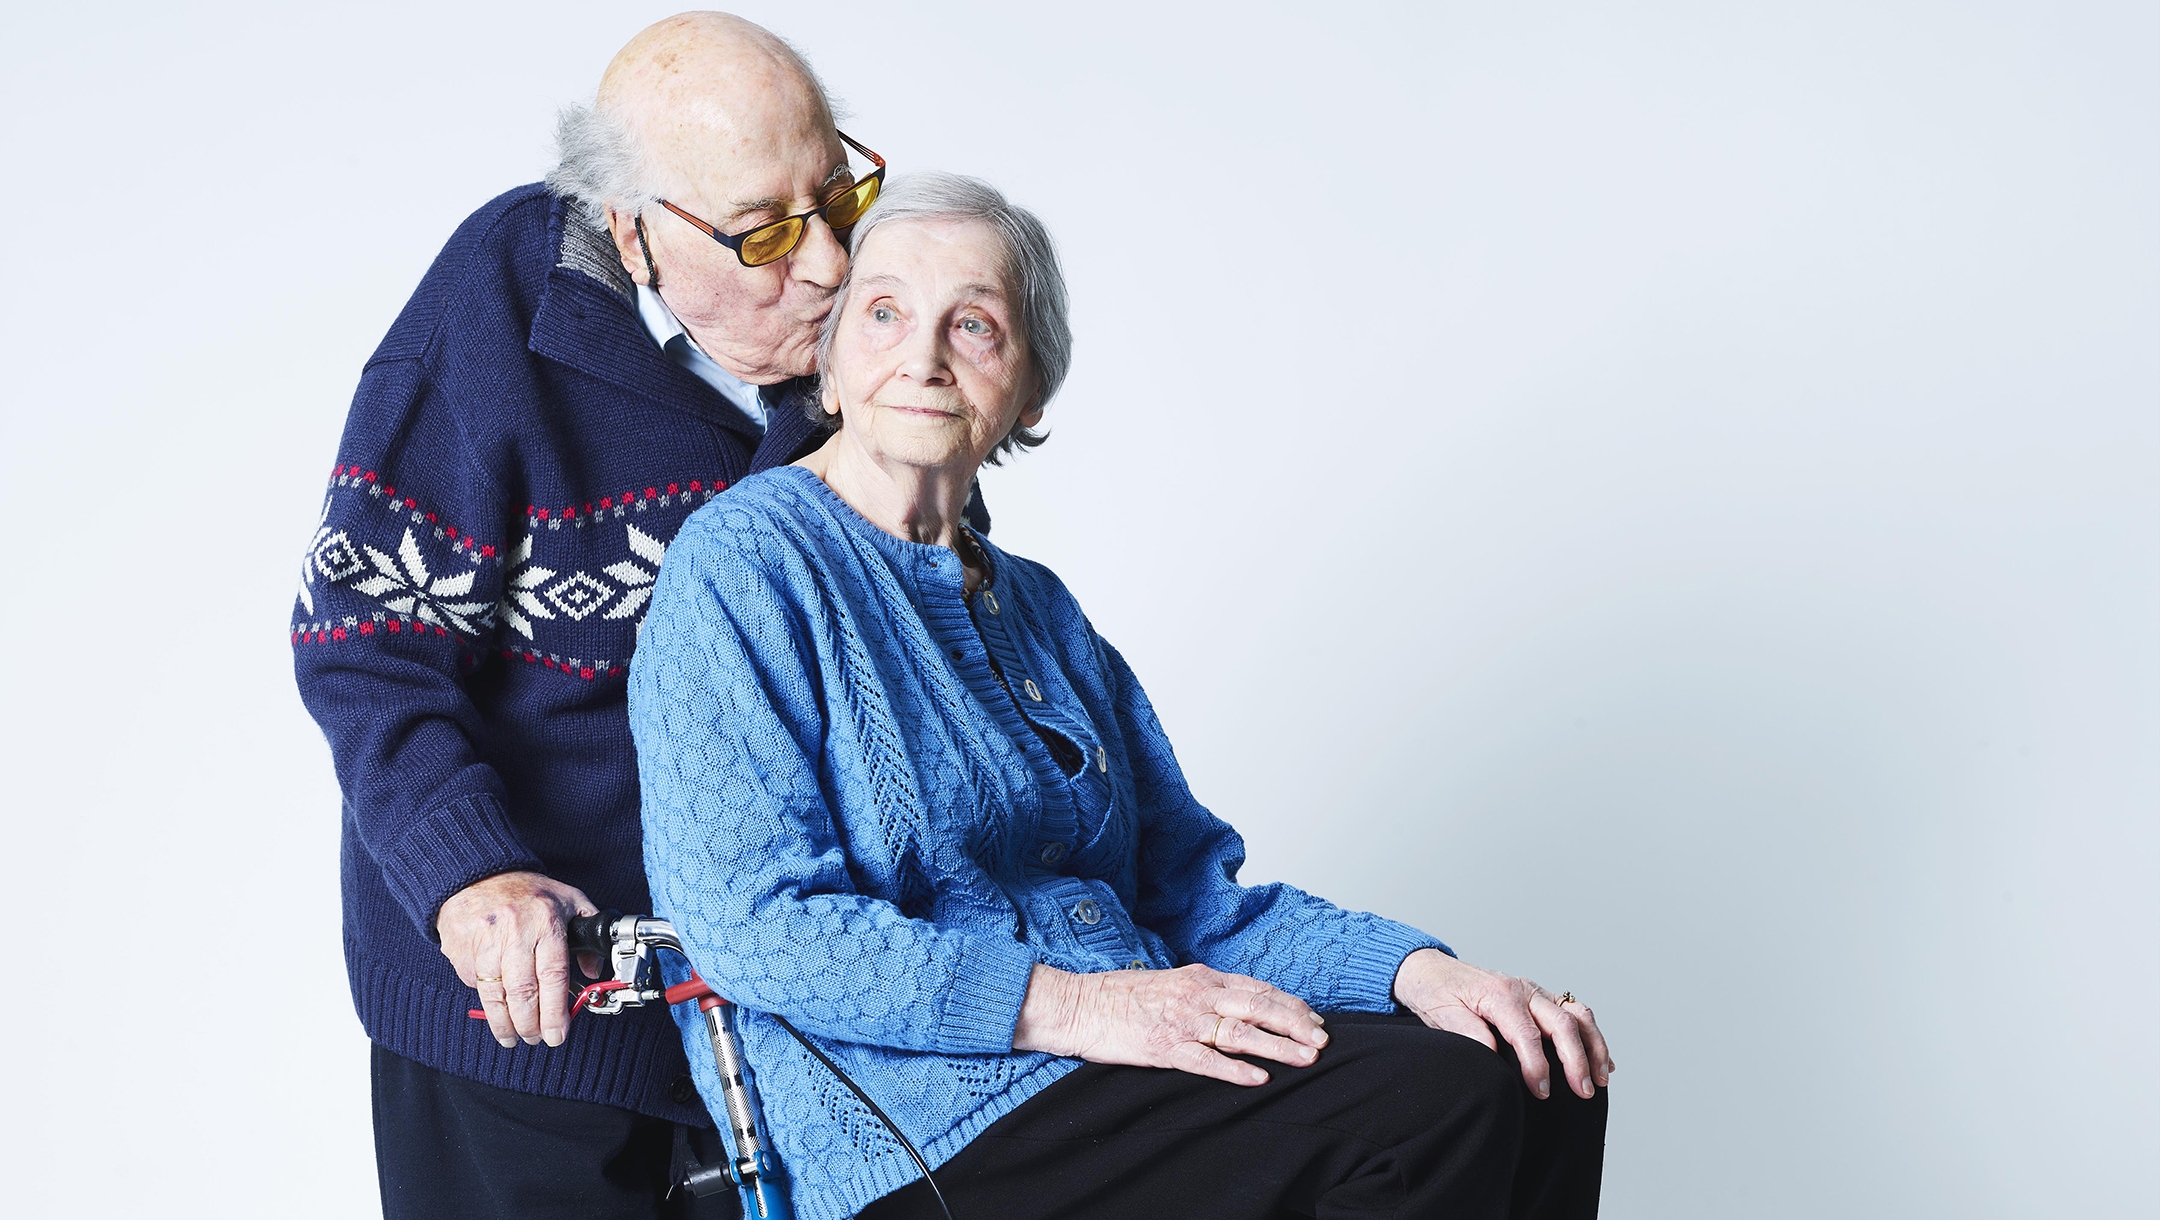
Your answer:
[1013,963,1329,1086]
[1392,948,1615,1100]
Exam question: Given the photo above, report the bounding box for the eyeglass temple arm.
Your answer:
[837,130,885,169]
[658,199,727,242]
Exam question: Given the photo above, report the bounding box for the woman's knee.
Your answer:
[1316,1021,1524,1141]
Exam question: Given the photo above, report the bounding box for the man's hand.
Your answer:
[1012,963,1330,1086]
[437,871,599,1049]
[1393,948,1614,1099]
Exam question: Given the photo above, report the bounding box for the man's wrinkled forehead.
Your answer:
[641,89,847,222]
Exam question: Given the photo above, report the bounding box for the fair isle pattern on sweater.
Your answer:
[631,467,1449,1220]
[293,467,731,679]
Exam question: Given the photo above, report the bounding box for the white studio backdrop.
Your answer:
[1,2,2153,1216]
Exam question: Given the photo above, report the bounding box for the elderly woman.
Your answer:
[630,173,1611,1220]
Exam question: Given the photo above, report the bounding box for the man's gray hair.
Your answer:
[545,104,657,233]
[817,172,1072,462]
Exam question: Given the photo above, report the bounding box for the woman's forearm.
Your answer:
[1011,963,1083,1056]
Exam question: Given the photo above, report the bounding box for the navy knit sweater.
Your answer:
[289,185,974,1122]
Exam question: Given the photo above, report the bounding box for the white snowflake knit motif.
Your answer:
[602,524,667,623]
[352,529,492,635]
[497,533,557,639]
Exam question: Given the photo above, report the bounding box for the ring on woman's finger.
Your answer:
[1205,1014,1226,1046]
[1557,991,1575,1006]
[475,976,504,984]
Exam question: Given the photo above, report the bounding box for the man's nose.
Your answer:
[788,215,847,290]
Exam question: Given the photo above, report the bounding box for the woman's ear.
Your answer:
[1015,370,1046,430]
[821,377,842,417]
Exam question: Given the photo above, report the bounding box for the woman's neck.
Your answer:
[796,431,977,551]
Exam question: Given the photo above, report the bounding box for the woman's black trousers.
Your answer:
[862,1012,1607,1220]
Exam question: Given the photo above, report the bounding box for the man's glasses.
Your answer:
[656,131,886,268]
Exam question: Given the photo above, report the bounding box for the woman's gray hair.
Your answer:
[815,172,1072,462]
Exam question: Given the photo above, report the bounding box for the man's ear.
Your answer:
[604,208,651,287]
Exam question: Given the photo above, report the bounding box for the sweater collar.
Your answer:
[529,195,827,471]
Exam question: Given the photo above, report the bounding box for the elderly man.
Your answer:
[290,13,941,1217]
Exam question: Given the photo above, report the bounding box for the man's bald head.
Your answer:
[549,12,843,230]
[597,13,838,202]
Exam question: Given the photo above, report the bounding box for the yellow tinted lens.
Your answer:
[738,217,803,266]
[824,177,880,229]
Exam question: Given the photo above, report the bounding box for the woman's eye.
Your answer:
[959,317,990,336]
[870,306,896,324]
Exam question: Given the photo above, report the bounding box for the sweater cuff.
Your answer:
[1332,917,1454,1011]
[935,933,1039,1055]
[376,791,545,938]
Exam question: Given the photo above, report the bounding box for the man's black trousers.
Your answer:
[374,1012,1605,1219]
[864,1013,1606,1220]
[371,1045,738,1220]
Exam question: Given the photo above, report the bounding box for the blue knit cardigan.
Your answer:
[630,467,1448,1220]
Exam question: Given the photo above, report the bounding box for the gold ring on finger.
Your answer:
[1207,1014,1226,1046]
[476,976,503,984]
[1557,991,1575,1006]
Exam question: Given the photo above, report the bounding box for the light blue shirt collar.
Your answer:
[635,284,768,434]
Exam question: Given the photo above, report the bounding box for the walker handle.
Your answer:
[567,910,619,958]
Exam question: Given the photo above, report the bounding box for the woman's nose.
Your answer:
[896,317,953,385]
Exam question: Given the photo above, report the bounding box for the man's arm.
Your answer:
[292,356,592,1047]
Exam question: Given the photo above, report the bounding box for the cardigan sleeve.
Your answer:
[1099,635,1453,1012]
[631,515,1039,1055]
[290,356,542,936]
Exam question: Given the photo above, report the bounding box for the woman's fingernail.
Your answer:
[1536,1081,1550,1099]
[1314,1030,1329,1046]
[498,1037,515,1049]
[1311,1013,1326,1024]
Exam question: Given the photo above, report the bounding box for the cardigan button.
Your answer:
[669,1075,697,1104]
[1129,959,1149,970]
[1022,679,1043,701]
[1095,746,1107,773]
[1038,841,1069,867]
[1072,899,1102,926]
[982,590,1000,615]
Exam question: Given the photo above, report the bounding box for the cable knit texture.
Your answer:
[632,466,1449,1220]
